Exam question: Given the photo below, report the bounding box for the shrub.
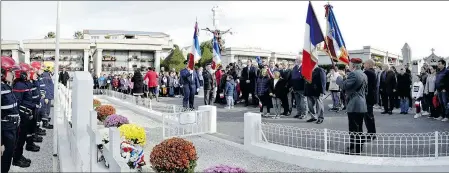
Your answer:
[104,114,129,127]
[118,124,146,146]
[204,165,246,173]
[96,105,116,121]
[93,99,102,108]
[150,137,197,173]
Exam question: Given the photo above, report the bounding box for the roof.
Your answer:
[83,29,169,37]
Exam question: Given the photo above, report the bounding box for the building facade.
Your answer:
[1,40,24,62]
[23,30,173,77]
[317,46,403,66]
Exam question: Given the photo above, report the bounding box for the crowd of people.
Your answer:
[1,57,55,172]
[88,53,449,155]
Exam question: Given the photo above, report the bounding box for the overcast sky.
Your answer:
[2,1,448,59]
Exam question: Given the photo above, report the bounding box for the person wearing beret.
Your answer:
[336,58,368,155]
[179,56,200,109]
[202,62,217,105]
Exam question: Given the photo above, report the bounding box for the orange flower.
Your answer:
[150,137,198,172]
[96,105,116,121]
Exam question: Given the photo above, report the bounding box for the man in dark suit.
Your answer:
[240,59,258,107]
[304,66,327,124]
[279,60,292,115]
[179,59,200,109]
[58,67,70,87]
[202,63,216,105]
[379,64,397,114]
[363,59,377,141]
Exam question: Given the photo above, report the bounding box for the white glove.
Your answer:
[214,87,217,92]
[196,88,199,93]
[29,115,33,120]
[1,145,4,156]
[45,99,49,104]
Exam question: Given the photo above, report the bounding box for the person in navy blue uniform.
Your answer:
[179,55,200,109]
[1,56,26,171]
[40,65,54,129]
[12,63,40,168]
[29,62,46,141]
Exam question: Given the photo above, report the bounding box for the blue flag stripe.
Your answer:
[306,2,325,46]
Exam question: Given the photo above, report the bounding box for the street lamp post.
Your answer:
[53,1,61,158]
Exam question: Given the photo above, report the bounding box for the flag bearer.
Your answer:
[41,66,54,129]
[1,56,22,171]
[12,63,39,168]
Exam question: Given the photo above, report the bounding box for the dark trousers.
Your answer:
[422,94,429,112]
[278,94,289,114]
[2,122,18,173]
[259,93,272,113]
[182,85,195,109]
[347,112,365,153]
[426,92,438,118]
[204,89,214,105]
[364,104,376,135]
[382,92,394,112]
[242,89,257,106]
[14,121,29,160]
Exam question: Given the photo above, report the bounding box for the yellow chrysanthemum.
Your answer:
[118,124,146,146]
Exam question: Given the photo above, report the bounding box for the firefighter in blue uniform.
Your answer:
[1,56,23,171]
[12,63,39,168]
[30,62,47,138]
[40,65,54,129]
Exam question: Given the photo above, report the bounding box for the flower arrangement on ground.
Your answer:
[150,137,198,173]
[118,124,146,146]
[120,140,146,169]
[93,99,102,108]
[96,105,116,121]
[204,165,246,173]
[104,114,129,127]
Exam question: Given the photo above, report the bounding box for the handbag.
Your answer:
[433,95,439,108]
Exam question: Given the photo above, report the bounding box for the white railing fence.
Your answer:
[93,89,217,139]
[244,112,449,172]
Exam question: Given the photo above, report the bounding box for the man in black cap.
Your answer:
[202,62,216,105]
[179,56,200,109]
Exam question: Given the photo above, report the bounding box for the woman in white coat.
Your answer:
[328,68,341,110]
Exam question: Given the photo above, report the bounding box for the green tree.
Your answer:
[44,31,55,39]
[198,40,213,67]
[73,31,84,39]
[162,45,185,72]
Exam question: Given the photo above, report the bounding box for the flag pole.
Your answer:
[53,0,60,159]
[323,2,336,69]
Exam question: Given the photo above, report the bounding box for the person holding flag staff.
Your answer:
[180,54,200,109]
[1,56,22,172]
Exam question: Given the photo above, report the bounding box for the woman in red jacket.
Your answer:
[144,67,159,101]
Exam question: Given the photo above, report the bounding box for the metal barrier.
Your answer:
[93,89,215,139]
[260,122,449,158]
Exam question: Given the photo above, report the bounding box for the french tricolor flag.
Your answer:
[191,21,201,62]
[301,1,326,83]
[212,35,222,70]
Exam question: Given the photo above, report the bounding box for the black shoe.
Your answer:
[293,115,300,118]
[31,135,43,143]
[316,119,324,124]
[344,147,361,155]
[388,111,393,115]
[26,143,40,152]
[13,158,31,168]
[20,155,31,163]
[37,128,46,136]
[306,118,317,122]
[366,135,377,142]
[381,111,388,114]
[44,123,54,129]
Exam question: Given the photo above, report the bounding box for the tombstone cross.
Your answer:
[431,48,435,53]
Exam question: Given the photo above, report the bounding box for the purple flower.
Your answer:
[104,114,129,127]
[204,165,246,173]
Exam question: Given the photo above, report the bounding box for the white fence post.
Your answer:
[87,110,100,172]
[198,105,217,134]
[244,112,262,148]
[71,71,94,172]
[107,127,131,172]
[435,131,439,158]
[324,128,328,154]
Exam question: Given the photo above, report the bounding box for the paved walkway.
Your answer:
[97,97,321,172]
[10,109,57,172]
